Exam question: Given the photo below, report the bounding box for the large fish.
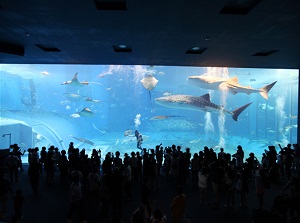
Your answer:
[154,93,252,121]
[141,74,158,91]
[141,74,158,109]
[150,115,183,120]
[63,93,83,101]
[187,75,277,100]
[188,75,227,90]
[61,72,89,86]
[69,135,95,146]
[78,107,94,117]
[70,107,94,118]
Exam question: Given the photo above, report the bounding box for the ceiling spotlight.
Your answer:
[113,44,132,53]
[192,47,200,51]
[186,47,207,54]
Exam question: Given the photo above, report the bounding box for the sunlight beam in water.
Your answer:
[204,112,214,133]
[276,93,288,145]
[218,111,226,148]
[206,67,229,148]
[134,113,141,129]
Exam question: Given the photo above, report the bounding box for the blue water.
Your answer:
[0,65,298,162]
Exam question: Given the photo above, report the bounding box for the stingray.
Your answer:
[141,74,158,109]
[61,72,89,86]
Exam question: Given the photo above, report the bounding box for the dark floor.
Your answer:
[1,165,292,223]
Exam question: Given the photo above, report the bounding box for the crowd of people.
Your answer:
[1,141,300,222]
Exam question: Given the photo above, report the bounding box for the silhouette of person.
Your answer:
[171,186,186,223]
[12,189,24,223]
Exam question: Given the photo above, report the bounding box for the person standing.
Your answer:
[254,168,268,209]
[28,159,41,195]
[4,152,19,183]
[67,175,85,223]
[12,144,26,172]
[12,189,24,223]
[123,159,132,200]
[0,170,12,220]
[198,167,210,206]
[191,153,200,189]
[171,186,186,223]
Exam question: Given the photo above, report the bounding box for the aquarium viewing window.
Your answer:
[0,64,298,163]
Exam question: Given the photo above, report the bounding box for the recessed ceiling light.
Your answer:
[94,0,127,11]
[219,0,261,15]
[35,44,61,52]
[252,50,279,56]
[113,45,132,53]
[186,47,207,54]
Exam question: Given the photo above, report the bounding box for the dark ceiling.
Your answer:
[1,0,300,69]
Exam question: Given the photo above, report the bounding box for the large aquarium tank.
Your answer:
[0,64,298,163]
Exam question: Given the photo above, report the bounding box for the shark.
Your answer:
[187,75,277,100]
[69,135,95,146]
[61,72,89,86]
[187,75,227,90]
[150,115,183,120]
[154,93,252,121]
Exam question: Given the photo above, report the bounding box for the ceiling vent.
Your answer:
[113,44,132,52]
[185,47,207,54]
[35,44,61,52]
[252,50,279,56]
[219,0,261,15]
[0,41,24,56]
[94,0,127,10]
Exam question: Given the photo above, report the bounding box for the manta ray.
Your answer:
[77,107,94,117]
[61,72,89,86]
[154,93,252,121]
[141,74,158,91]
[70,107,94,118]
[79,107,94,117]
[141,74,158,108]
[85,97,100,103]
[187,75,277,100]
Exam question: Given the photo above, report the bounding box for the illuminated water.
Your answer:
[0,65,298,162]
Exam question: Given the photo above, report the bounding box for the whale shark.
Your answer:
[61,72,89,86]
[187,75,276,100]
[154,93,252,121]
